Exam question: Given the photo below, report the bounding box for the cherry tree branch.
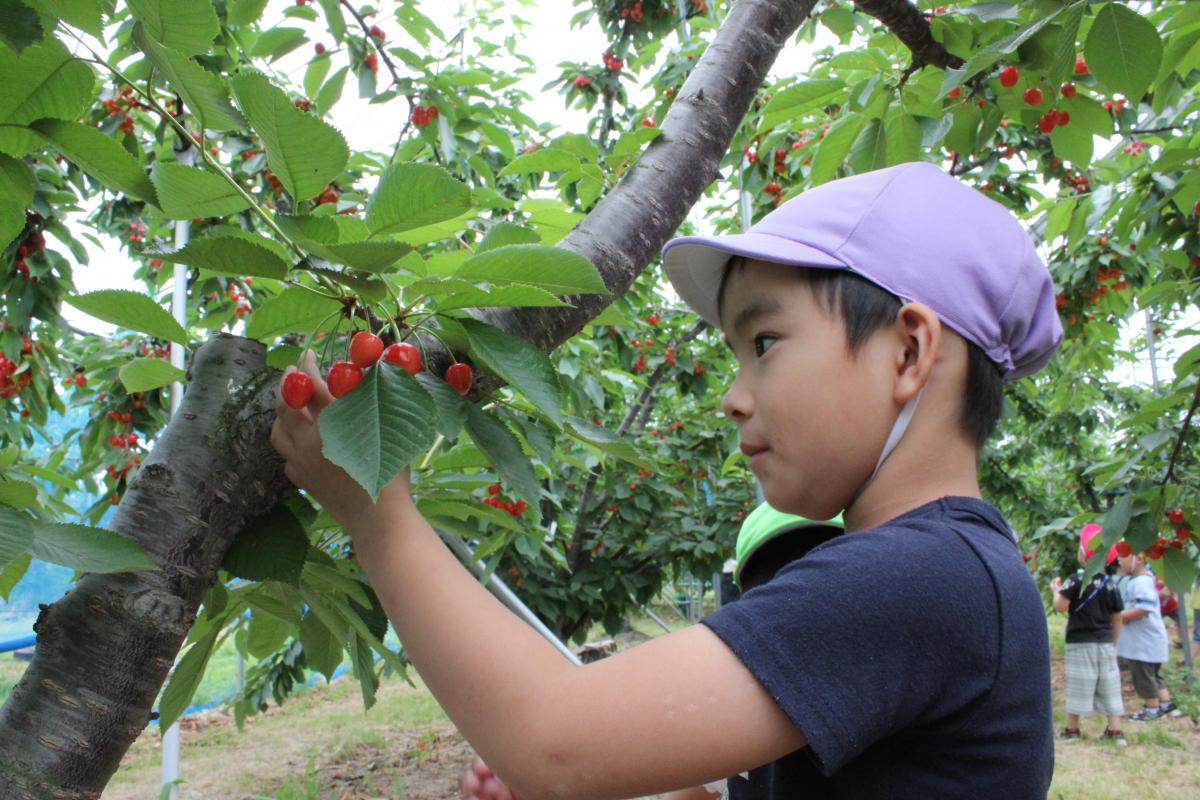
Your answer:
[853,0,964,70]
[1162,379,1200,485]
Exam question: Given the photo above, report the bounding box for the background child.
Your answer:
[1051,523,1126,744]
[274,163,1061,798]
[1116,550,1180,720]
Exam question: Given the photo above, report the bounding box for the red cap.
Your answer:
[1079,523,1118,565]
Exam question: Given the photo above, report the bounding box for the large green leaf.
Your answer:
[248,27,307,62]
[276,217,410,272]
[455,244,607,295]
[1160,546,1197,595]
[460,319,562,427]
[884,113,922,166]
[0,507,33,564]
[150,162,251,220]
[30,523,157,573]
[434,284,570,311]
[0,154,34,249]
[29,119,158,206]
[316,0,346,42]
[132,25,245,131]
[0,37,95,157]
[231,72,348,202]
[158,624,219,730]
[245,612,291,659]
[463,405,540,508]
[477,222,540,253]
[319,362,437,500]
[0,553,31,601]
[497,148,581,177]
[23,0,106,38]
[126,0,219,55]
[150,229,290,279]
[848,118,887,174]
[809,114,866,186]
[365,162,473,237]
[0,478,38,511]
[0,0,43,52]
[64,290,189,344]
[757,79,845,133]
[1100,494,1134,543]
[1084,3,1162,102]
[299,610,343,681]
[118,358,187,393]
[222,503,309,585]
[227,0,269,26]
[244,286,342,341]
[944,4,1068,91]
[414,372,467,440]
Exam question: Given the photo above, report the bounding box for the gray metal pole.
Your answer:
[439,533,582,666]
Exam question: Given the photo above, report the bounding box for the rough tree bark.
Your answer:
[0,1,818,796]
[0,336,293,798]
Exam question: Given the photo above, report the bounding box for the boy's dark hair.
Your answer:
[718,258,1005,448]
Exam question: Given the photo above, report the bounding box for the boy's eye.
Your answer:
[753,335,777,357]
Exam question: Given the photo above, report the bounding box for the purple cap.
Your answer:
[663,162,1062,380]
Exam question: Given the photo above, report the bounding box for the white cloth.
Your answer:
[1117,574,1169,663]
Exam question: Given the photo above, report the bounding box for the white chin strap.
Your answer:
[848,388,924,508]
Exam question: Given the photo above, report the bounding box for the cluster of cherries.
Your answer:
[280,331,474,409]
[601,48,623,73]
[411,104,440,128]
[99,85,141,135]
[483,484,529,517]
[618,2,646,22]
[1111,509,1193,561]
[12,230,45,282]
[0,340,34,405]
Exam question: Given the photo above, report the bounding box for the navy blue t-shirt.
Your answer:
[702,496,1053,799]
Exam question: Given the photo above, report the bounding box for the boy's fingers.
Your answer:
[300,349,335,412]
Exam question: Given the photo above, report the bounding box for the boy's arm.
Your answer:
[1121,608,1150,623]
[272,359,804,800]
[1050,577,1071,613]
[1111,612,1122,645]
[663,787,723,800]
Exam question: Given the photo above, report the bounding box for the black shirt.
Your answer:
[702,497,1054,799]
[1060,570,1124,644]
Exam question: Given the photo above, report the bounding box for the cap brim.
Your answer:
[663,233,847,327]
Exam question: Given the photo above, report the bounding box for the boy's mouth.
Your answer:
[740,442,768,458]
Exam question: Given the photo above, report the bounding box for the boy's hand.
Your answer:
[1049,577,1062,594]
[460,757,520,800]
[270,350,412,529]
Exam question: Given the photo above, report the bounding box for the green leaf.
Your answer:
[222,504,309,585]
[118,358,186,393]
[126,0,219,56]
[1100,494,1134,543]
[249,27,308,62]
[315,66,349,116]
[158,625,219,730]
[498,148,581,177]
[245,612,291,659]
[477,223,540,254]
[300,611,342,681]
[244,286,342,341]
[319,363,437,501]
[303,53,331,100]
[132,25,245,132]
[29,119,158,206]
[1044,196,1076,243]
[23,0,105,38]
[351,632,378,709]
[460,318,562,426]
[64,289,189,345]
[227,0,269,26]
[883,113,922,167]
[848,118,887,174]
[434,283,570,311]
[150,162,251,220]
[0,37,95,157]
[316,0,346,42]
[365,162,473,237]
[810,114,866,186]
[150,229,290,279]
[0,553,31,601]
[608,127,662,159]
[1084,3,1162,102]
[0,507,33,564]
[0,478,37,511]
[1160,546,1196,596]
[0,154,34,249]
[414,372,467,440]
[30,524,157,573]
[0,0,43,52]
[758,79,845,133]
[564,417,650,468]
[456,244,607,295]
[946,4,1068,91]
[463,405,540,508]
[1048,114,1092,167]
[231,72,348,202]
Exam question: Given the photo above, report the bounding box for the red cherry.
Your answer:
[1074,58,1088,75]
[1037,113,1055,134]
[281,371,314,409]
[19,408,29,418]
[948,86,961,99]
[998,65,1019,88]
[364,53,379,74]
[1147,542,1165,560]
[1194,199,1200,217]
[1023,86,1044,106]
[1115,541,1132,558]
[327,361,363,398]
[1177,527,1192,542]
[126,433,138,445]
[1102,99,1114,112]
[764,181,782,195]
[487,483,501,496]
[382,342,423,375]
[349,331,384,369]
[1167,507,1185,524]
[315,42,326,55]
[1053,109,1070,126]
[1060,83,1076,99]
[445,363,473,395]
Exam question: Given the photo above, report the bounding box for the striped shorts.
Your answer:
[1065,641,1124,716]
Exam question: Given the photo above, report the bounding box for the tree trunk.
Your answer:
[0,1,817,795]
[0,335,294,799]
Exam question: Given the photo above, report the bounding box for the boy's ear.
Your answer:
[892,301,941,403]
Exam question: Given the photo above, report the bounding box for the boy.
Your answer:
[273,162,1060,798]
[1050,524,1126,744]
[1116,549,1180,720]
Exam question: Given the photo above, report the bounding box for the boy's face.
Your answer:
[719,260,898,519]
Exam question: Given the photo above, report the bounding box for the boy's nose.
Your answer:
[721,377,752,422]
